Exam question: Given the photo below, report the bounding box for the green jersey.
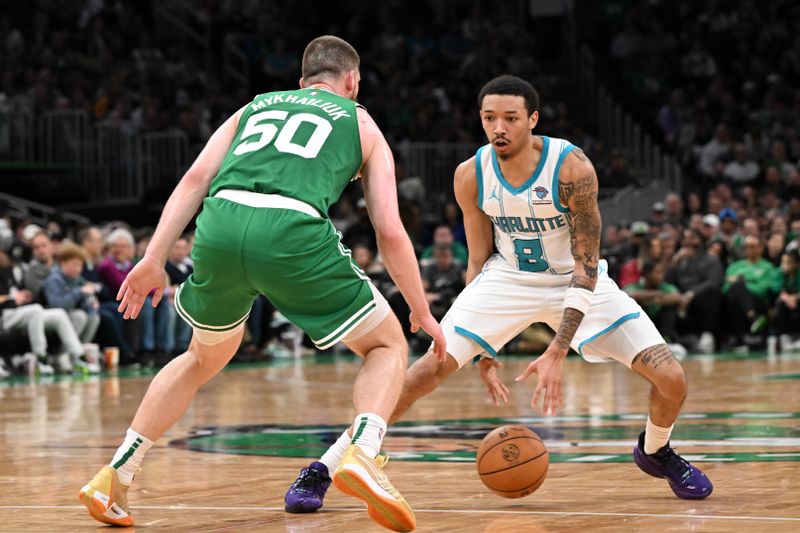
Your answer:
[623,280,679,317]
[723,258,776,298]
[210,88,362,216]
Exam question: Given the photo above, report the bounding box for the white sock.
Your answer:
[350,412,387,458]
[319,430,352,472]
[644,417,674,455]
[109,428,154,485]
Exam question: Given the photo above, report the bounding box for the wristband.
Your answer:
[563,287,593,315]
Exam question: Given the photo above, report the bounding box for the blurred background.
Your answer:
[0,0,799,376]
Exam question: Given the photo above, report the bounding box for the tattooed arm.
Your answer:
[516,147,600,415]
[553,147,601,351]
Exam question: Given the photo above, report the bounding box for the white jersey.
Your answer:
[475,135,576,275]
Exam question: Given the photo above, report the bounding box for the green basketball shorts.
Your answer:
[175,190,379,349]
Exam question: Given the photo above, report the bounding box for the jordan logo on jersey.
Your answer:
[532,186,550,205]
[487,185,501,203]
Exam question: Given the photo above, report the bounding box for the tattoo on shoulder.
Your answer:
[571,147,588,162]
[635,344,675,369]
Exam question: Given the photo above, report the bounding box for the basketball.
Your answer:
[476,425,549,498]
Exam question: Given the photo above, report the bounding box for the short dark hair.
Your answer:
[302,35,360,84]
[478,75,540,116]
[641,259,660,277]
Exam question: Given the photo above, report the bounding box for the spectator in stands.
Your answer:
[0,250,86,374]
[766,140,796,182]
[624,260,685,354]
[658,230,678,265]
[342,198,376,251]
[686,192,703,219]
[717,208,743,258]
[789,220,800,252]
[42,244,101,371]
[352,243,409,338]
[723,235,777,346]
[650,202,667,226]
[666,228,723,353]
[441,201,467,246]
[421,225,468,266]
[78,227,108,295]
[22,231,55,301]
[706,235,730,267]
[421,244,464,320]
[137,273,177,365]
[772,249,800,350]
[766,232,787,267]
[98,228,139,365]
[700,213,719,242]
[602,149,632,189]
[618,235,662,289]
[44,243,99,336]
[664,192,684,226]
[98,228,134,300]
[723,143,760,184]
[696,123,731,177]
[165,237,192,354]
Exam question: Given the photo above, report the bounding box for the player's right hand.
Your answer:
[478,358,509,406]
[409,311,447,363]
[117,255,167,320]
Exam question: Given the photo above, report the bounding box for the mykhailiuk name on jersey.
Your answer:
[249,93,352,121]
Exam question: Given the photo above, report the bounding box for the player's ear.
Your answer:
[345,70,356,91]
[529,110,539,130]
[299,77,306,89]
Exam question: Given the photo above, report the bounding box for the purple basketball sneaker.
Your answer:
[284,461,331,513]
[633,431,713,499]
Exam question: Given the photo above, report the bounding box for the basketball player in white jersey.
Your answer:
[286,75,712,512]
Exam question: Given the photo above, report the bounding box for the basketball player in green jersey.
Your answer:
[79,35,445,533]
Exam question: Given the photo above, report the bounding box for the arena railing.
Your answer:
[562,14,683,225]
[0,110,35,163]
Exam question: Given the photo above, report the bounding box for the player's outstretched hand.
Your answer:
[478,358,509,406]
[514,346,566,416]
[117,255,167,320]
[409,311,448,362]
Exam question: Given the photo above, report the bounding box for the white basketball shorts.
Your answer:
[438,255,665,368]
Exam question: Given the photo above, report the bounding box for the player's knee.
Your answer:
[656,361,687,402]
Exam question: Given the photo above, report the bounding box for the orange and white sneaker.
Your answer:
[78,466,134,526]
[333,445,416,532]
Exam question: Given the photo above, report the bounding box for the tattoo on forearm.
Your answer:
[560,172,601,289]
[635,344,675,369]
[553,307,584,351]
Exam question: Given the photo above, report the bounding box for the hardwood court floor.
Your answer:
[1,352,799,532]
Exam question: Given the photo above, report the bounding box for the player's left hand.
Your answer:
[117,255,167,319]
[478,358,509,406]
[515,346,566,416]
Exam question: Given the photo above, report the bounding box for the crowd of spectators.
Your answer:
[574,0,800,353]
[3,169,799,379]
[0,1,628,185]
[1,1,798,378]
[0,206,203,377]
[603,188,800,355]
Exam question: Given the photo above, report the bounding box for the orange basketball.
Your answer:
[476,425,549,498]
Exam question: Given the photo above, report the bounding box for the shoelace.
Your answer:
[292,468,329,494]
[660,448,692,480]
